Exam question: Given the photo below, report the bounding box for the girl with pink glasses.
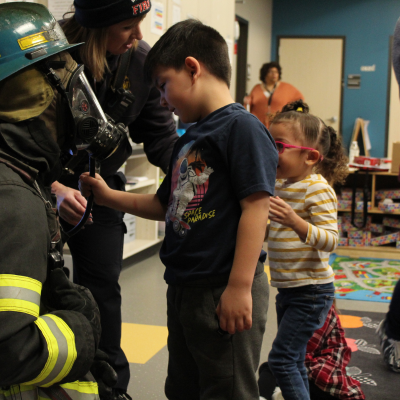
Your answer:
[265,100,348,400]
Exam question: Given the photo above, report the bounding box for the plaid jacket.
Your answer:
[305,306,365,399]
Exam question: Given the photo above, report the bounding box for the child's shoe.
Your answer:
[376,318,400,372]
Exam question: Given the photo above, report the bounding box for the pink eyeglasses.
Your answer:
[275,141,323,160]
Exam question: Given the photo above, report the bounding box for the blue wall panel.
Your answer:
[272,0,400,156]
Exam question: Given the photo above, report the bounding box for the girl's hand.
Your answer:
[79,172,114,207]
[216,284,252,335]
[269,196,299,228]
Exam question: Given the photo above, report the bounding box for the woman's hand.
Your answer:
[51,181,90,225]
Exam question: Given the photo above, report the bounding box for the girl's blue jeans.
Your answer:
[268,282,335,400]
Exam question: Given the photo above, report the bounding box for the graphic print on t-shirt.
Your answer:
[166,140,214,237]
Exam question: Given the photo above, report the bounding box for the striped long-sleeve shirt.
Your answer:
[268,174,338,288]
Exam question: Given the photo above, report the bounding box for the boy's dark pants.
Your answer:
[165,261,269,400]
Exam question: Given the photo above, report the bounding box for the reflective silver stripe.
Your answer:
[31,316,69,386]
[0,385,38,400]
[0,286,41,305]
[0,275,41,316]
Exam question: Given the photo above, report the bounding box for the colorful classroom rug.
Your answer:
[340,309,400,400]
[330,253,400,302]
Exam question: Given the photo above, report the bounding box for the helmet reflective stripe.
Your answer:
[24,315,77,387]
[0,3,83,82]
[0,274,41,317]
[18,31,53,51]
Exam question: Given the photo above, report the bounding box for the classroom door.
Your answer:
[278,37,344,134]
[387,36,400,159]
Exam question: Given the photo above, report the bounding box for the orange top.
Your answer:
[248,82,304,127]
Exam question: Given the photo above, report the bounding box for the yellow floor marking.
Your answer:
[264,264,271,283]
[121,323,168,364]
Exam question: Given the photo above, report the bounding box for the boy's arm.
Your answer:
[216,191,270,335]
[79,172,167,221]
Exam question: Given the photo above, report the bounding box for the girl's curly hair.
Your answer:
[271,99,349,185]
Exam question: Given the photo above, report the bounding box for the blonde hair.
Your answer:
[62,13,109,81]
[62,12,143,82]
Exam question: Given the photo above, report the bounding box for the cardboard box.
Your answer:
[341,188,369,201]
[338,200,352,210]
[341,213,352,223]
[383,217,400,229]
[369,232,399,246]
[348,230,364,239]
[355,201,371,211]
[348,239,364,247]
[391,142,400,173]
[378,202,400,213]
[363,232,371,246]
[376,189,400,200]
[370,223,384,233]
[341,221,370,232]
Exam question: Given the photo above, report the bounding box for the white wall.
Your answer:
[235,0,273,95]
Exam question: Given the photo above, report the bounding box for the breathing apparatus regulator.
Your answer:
[0,3,130,241]
[41,61,129,238]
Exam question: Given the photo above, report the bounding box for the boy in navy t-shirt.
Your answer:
[79,19,278,400]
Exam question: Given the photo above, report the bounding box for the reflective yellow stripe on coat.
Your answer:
[0,274,78,386]
[0,274,41,317]
[0,378,99,400]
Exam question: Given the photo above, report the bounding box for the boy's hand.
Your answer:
[216,284,252,335]
[269,196,299,228]
[79,172,113,207]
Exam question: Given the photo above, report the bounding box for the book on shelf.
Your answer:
[125,176,148,184]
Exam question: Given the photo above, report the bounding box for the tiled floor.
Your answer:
[120,243,390,399]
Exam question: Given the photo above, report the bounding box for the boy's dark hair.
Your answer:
[144,19,232,87]
[271,99,349,186]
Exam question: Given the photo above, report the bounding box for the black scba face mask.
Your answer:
[42,62,127,170]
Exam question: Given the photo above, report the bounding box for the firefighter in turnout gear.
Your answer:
[0,3,117,400]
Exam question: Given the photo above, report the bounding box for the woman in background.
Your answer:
[244,62,304,127]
